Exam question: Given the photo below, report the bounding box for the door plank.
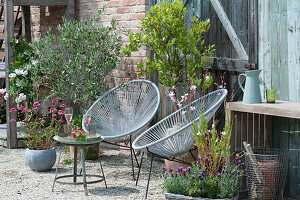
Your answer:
[210,0,249,60]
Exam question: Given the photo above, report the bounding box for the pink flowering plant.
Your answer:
[10,99,65,150]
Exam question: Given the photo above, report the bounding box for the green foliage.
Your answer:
[71,114,83,130]
[191,108,232,176]
[31,9,122,104]
[63,158,73,165]
[122,0,215,103]
[8,38,37,103]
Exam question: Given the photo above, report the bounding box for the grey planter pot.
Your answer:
[25,148,56,172]
[164,192,238,200]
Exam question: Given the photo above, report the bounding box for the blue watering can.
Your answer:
[238,70,262,104]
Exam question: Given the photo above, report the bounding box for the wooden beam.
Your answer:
[210,0,249,60]
[4,0,17,148]
[21,6,31,42]
[248,0,258,64]
[209,57,248,72]
[65,0,75,21]
[0,0,68,6]
[228,101,300,120]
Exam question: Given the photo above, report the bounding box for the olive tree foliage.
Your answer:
[122,0,215,104]
[31,10,122,104]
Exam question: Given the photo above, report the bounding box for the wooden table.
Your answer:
[227,100,300,152]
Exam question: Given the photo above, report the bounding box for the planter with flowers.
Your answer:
[11,99,65,171]
[160,112,245,199]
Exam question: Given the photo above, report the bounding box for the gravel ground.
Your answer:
[0,145,165,200]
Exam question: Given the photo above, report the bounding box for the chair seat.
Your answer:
[83,79,160,142]
[132,89,228,158]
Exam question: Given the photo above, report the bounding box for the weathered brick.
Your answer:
[123,0,136,6]
[108,1,121,7]
[116,7,129,14]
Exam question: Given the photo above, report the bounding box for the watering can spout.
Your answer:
[238,70,262,104]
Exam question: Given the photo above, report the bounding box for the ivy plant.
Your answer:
[31,9,122,105]
[122,0,215,108]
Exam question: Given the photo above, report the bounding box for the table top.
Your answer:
[54,135,103,146]
[227,100,300,119]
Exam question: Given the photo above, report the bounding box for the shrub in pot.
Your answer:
[122,0,215,110]
[122,0,215,170]
[11,99,65,171]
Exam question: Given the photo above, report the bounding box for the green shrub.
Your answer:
[31,9,122,105]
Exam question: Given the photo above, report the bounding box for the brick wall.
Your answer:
[31,0,148,86]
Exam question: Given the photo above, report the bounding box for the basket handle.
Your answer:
[243,141,265,184]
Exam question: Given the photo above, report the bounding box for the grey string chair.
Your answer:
[132,89,227,199]
[82,79,160,180]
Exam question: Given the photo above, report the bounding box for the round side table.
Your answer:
[52,136,107,196]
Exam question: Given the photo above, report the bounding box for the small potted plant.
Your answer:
[161,111,245,199]
[10,99,65,171]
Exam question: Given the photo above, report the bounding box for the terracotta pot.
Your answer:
[257,160,279,199]
[164,150,198,169]
[69,143,100,160]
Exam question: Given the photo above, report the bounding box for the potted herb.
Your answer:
[10,99,65,171]
[161,111,244,199]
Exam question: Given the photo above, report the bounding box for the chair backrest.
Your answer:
[132,89,227,157]
[83,80,160,140]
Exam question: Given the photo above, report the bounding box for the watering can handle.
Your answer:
[238,73,246,92]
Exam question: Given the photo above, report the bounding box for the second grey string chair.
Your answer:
[132,89,228,199]
[82,79,160,181]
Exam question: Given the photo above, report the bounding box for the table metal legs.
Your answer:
[52,145,106,196]
[81,147,88,196]
[52,146,63,192]
[74,146,77,183]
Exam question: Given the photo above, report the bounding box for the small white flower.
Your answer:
[15,97,22,103]
[22,70,28,75]
[15,69,22,75]
[221,131,226,136]
[4,93,8,100]
[9,73,16,78]
[177,102,182,108]
[190,85,196,90]
[0,88,6,93]
[19,93,26,101]
[15,39,19,44]
[205,76,210,81]
[26,64,31,70]
[31,60,38,66]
